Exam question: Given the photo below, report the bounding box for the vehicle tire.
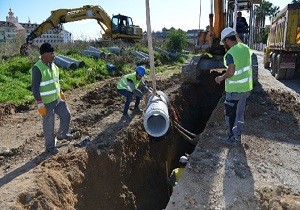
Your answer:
[263,53,270,68]
[264,61,270,69]
[275,54,286,80]
[252,54,258,83]
[285,68,295,79]
[270,53,277,76]
[275,68,286,80]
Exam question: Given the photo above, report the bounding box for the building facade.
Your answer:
[0,8,72,46]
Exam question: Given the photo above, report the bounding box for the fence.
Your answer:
[252,43,266,52]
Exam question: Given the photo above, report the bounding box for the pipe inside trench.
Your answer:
[73,71,224,210]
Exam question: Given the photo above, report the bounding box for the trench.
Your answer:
[73,71,224,210]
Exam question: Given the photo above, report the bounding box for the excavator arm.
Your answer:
[26,5,112,43]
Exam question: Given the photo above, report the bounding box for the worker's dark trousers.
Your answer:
[117,89,141,115]
[224,91,250,138]
[43,99,71,150]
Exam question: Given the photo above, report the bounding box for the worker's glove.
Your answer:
[60,91,66,101]
[37,102,46,116]
[133,89,142,98]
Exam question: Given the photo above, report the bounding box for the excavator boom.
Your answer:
[27,5,113,43]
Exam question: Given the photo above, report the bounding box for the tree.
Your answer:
[254,0,280,28]
[165,29,187,53]
[254,0,280,42]
[291,0,300,4]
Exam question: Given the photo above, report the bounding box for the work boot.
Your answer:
[132,107,143,113]
[220,134,237,145]
[57,133,74,141]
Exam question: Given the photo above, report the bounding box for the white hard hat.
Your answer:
[179,156,188,165]
[220,27,236,44]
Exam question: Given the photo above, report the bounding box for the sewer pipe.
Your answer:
[58,55,85,68]
[81,50,106,59]
[143,91,170,137]
[54,56,77,70]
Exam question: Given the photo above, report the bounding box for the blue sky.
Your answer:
[0,0,288,40]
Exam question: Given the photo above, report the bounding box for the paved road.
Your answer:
[281,77,300,95]
[254,50,300,96]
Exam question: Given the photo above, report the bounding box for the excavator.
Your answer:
[182,0,261,83]
[20,5,143,55]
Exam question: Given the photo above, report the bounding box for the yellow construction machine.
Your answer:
[264,4,300,80]
[182,0,261,83]
[20,5,143,55]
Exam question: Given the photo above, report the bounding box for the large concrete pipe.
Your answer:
[107,47,121,55]
[132,51,149,60]
[143,91,170,137]
[156,47,174,59]
[80,50,106,59]
[54,56,77,70]
[57,55,85,68]
[86,46,101,52]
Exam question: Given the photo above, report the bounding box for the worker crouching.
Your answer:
[116,66,151,118]
[167,156,189,190]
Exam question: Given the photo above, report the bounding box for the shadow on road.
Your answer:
[0,152,51,187]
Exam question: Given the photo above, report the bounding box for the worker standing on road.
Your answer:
[30,43,73,155]
[215,27,253,144]
[167,156,188,189]
[116,66,151,118]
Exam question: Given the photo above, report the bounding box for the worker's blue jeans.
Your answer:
[224,91,250,138]
[117,89,141,115]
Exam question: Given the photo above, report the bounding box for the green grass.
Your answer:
[0,46,187,105]
[0,74,33,104]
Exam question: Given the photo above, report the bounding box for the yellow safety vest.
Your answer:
[223,43,253,92]
[117,72,141,91]
[31,60,60,104]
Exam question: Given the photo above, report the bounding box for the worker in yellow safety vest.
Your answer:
[167,156,188,189]
[215,27,253,144]
[30,43,73,155]
[116,66,151,118]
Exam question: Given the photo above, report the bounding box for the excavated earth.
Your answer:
[0,52,299,210]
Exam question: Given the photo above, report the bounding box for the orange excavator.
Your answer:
[183,0,261,83]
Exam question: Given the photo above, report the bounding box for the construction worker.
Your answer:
[235,12,249,43]
[215,27,253,144]
[30,43,73,155]
[116,66,150,118]
[167,156,188,189]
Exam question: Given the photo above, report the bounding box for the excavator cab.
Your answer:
[227,0,262,46]
[111,14,142,41]
[111,15,132,34]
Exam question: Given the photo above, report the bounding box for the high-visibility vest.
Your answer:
[117,72,141,91]
[172,167,184,184]
[31,60,60,104]
[223,43,253,93]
